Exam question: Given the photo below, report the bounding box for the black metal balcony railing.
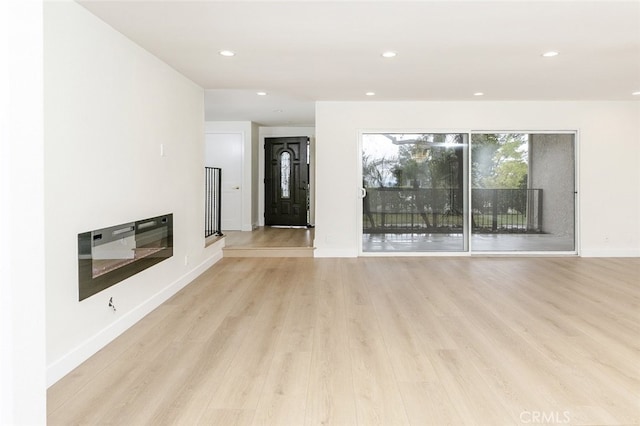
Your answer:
[205,167,223,238]
[472,188,542,233]
[363,188,542,234]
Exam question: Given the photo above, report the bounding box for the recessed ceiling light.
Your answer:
[219,50,235,57]
[542,51,559,57]
[633,91,640,96]
[381,51,397,58]
[365,92,376,96]
[474,92,484,96]
[256,91,267,96]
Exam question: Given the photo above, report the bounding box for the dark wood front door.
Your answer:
[265,137,309,226]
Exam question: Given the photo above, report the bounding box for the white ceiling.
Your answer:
[78,0,640,126]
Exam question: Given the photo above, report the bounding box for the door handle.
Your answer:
[232,186,240,190]
[359,188,367,198]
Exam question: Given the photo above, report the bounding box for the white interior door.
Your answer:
[205,132,243,231]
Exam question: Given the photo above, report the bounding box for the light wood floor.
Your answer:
[48,257,640,425]
[224,227,314,248]
[223,227,315,257]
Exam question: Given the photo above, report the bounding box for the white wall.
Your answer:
[251,122,260,228]
[44,2,223,386]
[315,101,640,257]
[258,127,316,226]
[0,0,46,424]
[204,121,256,231]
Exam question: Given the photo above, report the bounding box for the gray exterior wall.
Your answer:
[529,134,575,238]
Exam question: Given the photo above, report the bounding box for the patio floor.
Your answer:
[363,232,575,253]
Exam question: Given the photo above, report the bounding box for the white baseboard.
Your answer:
[46,243,224,387]
[580,248,640,257]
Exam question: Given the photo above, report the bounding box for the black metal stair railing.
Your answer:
[205,167,223,238]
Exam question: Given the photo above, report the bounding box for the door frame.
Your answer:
[264,136,310,227]
[357,129,580,256]
[259,131,315,227]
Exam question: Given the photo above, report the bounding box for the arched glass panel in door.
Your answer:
[281,151,291,199]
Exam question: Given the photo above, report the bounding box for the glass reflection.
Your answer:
[78,214,173,300]
[362,133,468,252]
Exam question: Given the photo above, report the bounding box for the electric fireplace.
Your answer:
[78,214,173,301]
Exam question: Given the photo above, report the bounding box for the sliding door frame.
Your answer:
[358,129,580,257]
[357,129,471,257]
[468,130,579,256]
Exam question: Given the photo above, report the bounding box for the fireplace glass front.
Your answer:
[78,214,173,300]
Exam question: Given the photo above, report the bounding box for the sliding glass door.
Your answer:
[471,133,575,252]
[361,133,468,252]
[361,132,576,254]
